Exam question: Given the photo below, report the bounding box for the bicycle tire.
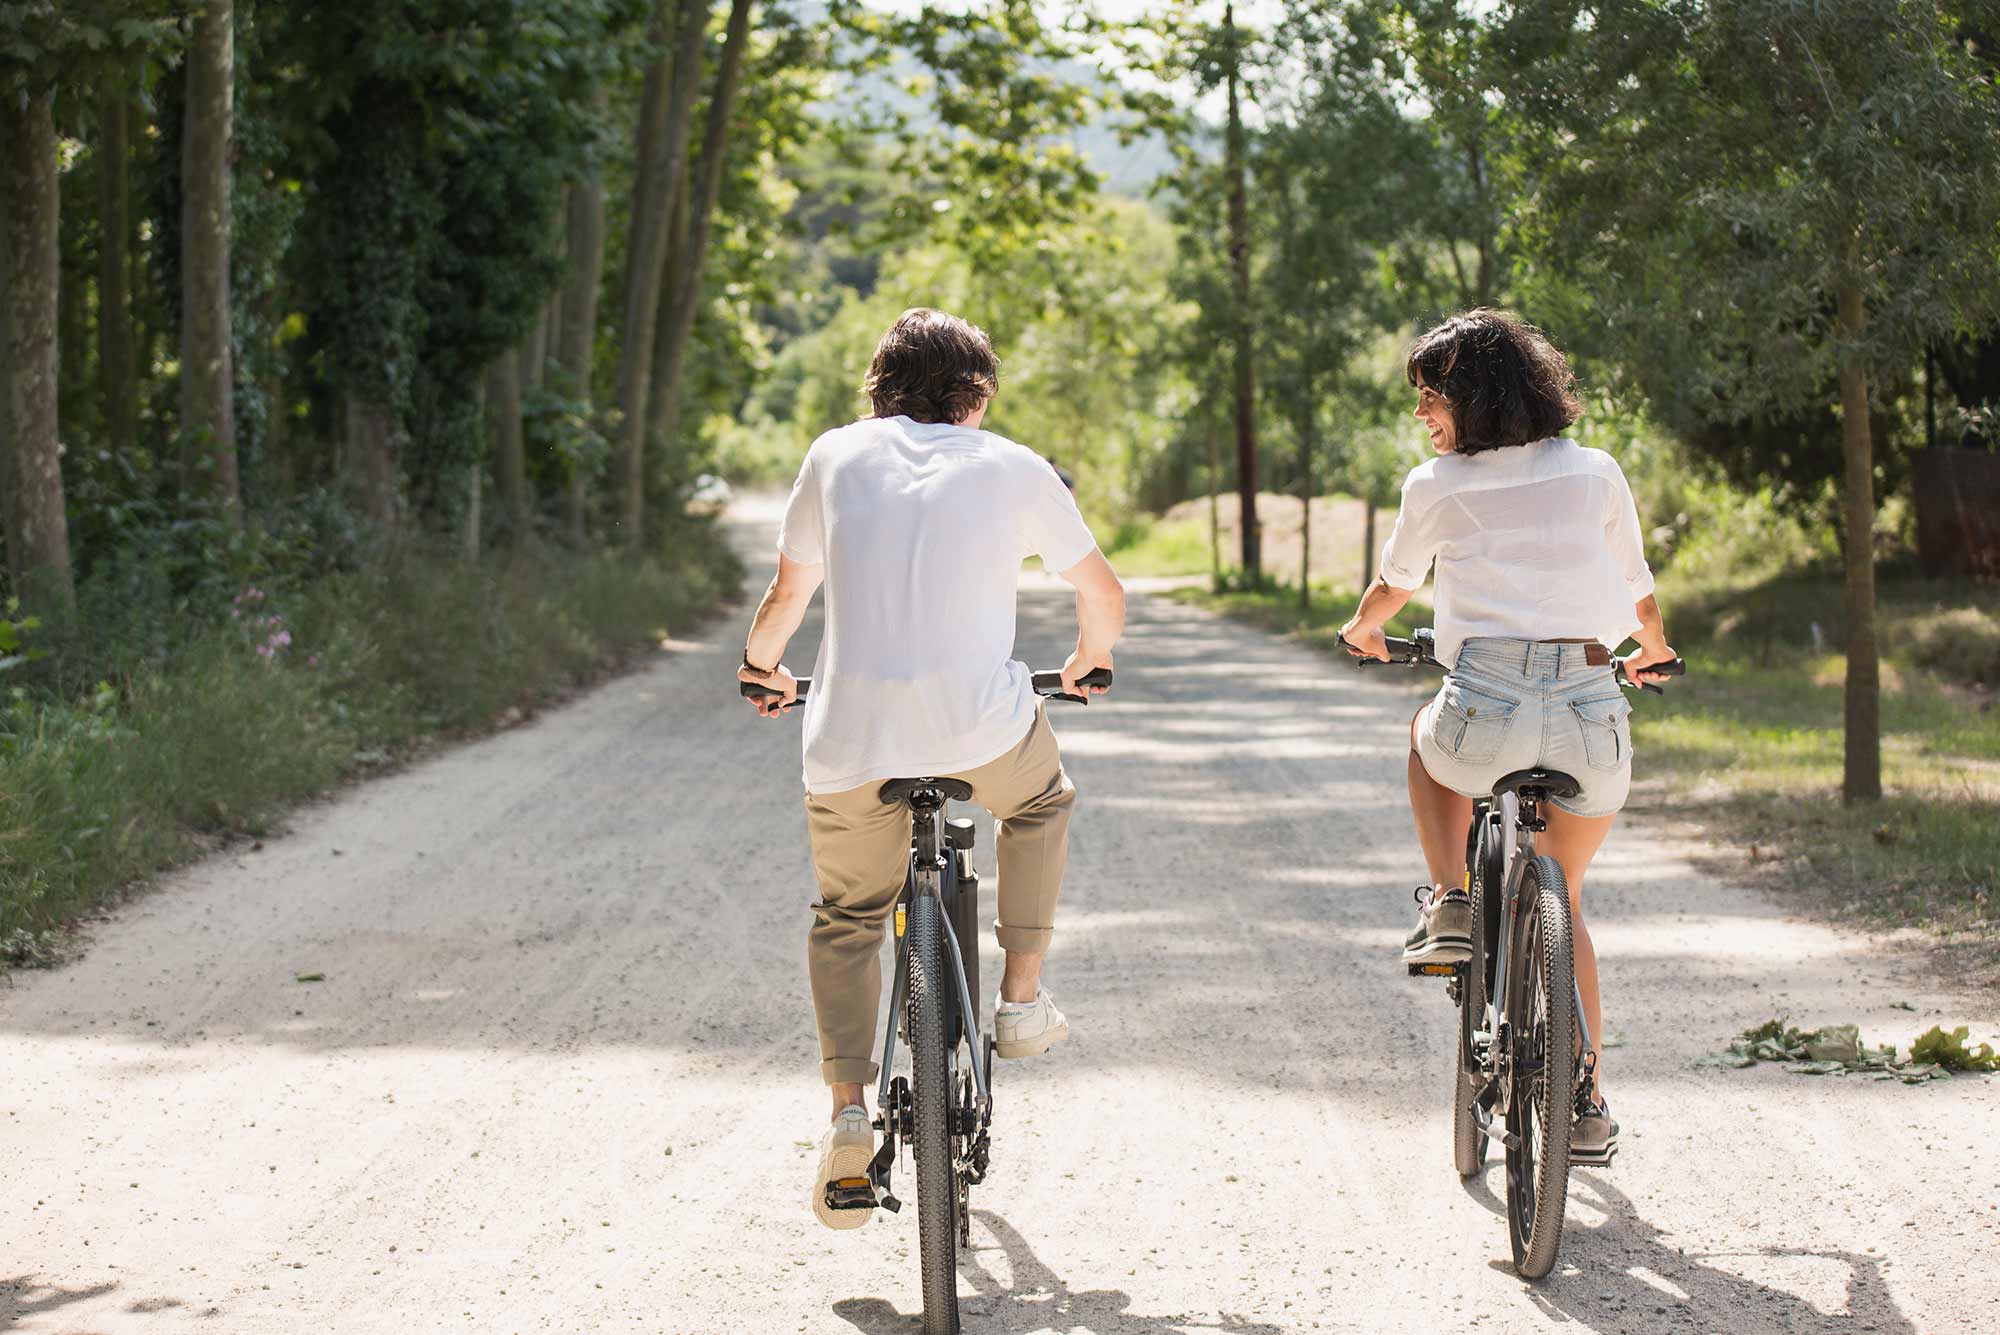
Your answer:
[1506,855,1576,1280]
[1453,818,1489,1177]
[906,895,961,1334]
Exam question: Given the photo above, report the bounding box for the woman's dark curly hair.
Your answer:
[1405,309,1581,455]
[862,308,1000,424]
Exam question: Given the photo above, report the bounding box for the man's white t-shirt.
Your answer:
[777,415,1099,794]
[1377,437,1655,668]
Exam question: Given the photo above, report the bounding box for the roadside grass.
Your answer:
[0,529,742,965]
[1169,567,2000,975]
[1101,512,1214,578]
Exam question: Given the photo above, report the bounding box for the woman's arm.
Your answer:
[1339,576,1419,661]
[1621,594,1677,683]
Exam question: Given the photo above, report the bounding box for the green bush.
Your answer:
[0,526,741,963]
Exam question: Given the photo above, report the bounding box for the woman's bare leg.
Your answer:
[1408,709,1473,891]
[1539,805,1617,1102]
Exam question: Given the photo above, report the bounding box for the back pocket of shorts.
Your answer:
[1569,694,1633,771]
[1431,679,1522,765]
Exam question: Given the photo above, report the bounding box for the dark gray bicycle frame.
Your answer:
[874,799,993,1115]
[1471,791,1596,1144]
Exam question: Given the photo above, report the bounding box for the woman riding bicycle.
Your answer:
[1338,308,1678,1160]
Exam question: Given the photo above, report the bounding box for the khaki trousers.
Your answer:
[805,706,1075,1086]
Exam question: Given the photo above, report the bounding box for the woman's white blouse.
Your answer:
[1377,437,1655,668]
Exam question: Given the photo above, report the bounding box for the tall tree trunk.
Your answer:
[559,154,607,545]
[1207,433,1221,588]
[520,296,553,396]
[98,68,136,458]
[647,154,691,459]
[1837,282,1881,802]
[613,0,708,546]
[180,0,239,522]
[1362,502,1377,594]
[341,392,400,527]
[0,87,74,609]
[1297,411,1313,610]
[1224,3,1259,583]
[648,0,756,478]
[487,356,528,540]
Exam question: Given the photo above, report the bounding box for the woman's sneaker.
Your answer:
[994,988,1069,1058]
[1570,1098,1618,1166]
[811,1105,877,1230]
[1402,885,1473,964]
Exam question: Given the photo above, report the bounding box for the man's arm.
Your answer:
[1338,576,1418,661]
[737,554,825,716]
[1057,548,1124,697]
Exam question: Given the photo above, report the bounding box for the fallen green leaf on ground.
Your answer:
[294,971,325,983]
[1703,1017,1993,1084]
[1908,1025,1998,1072]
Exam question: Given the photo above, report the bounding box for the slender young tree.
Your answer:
[97,64,137,459]
[1223,2,1260,583]
[180,0,239,520]
[558,137,608,542]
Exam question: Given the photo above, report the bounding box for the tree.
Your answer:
[646,0,754,484]
[1223,3,1261,583]
[558,117,609,542]
[1498,0,2000,802]
[0,82,71,608]
[97,63,136,460]
[180,0,238,520]
[613,0,708,545]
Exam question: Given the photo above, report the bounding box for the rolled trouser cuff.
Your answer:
[822,1057,880,1087]
[995,923,1054,953]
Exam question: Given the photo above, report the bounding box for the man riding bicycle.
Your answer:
[737,307,1126,1229]
[1339,309,1678,1162]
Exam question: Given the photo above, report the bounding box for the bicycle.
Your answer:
[1339,629,1682,1279]
[741,665,1112,1334]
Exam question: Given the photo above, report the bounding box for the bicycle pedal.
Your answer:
[822,1177,878,1212]
[1407,962,1460,978]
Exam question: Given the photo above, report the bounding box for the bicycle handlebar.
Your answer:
[740,666,1114,707]
[1335,631,1685,695]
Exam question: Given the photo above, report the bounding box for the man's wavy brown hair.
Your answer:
[1405,309,1581,455]
[862,308,1000,424]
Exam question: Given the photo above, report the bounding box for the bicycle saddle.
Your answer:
[1490,768,1582,800]
[878,777,974,807]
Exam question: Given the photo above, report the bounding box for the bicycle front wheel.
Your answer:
[905,895,961,1334]
[1453,816,1490,1177]
[1505,855,1576,1280]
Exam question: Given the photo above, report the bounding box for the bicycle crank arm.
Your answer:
[865,1137,902,1214]
[1471,1103,1521,1153]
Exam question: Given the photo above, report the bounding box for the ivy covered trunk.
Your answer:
[1837,280,1882,803]
[180,0,239,521]
[559,164,606,544]
[98,68,137,459]
[487,355,528,539]
[0,85,74,609]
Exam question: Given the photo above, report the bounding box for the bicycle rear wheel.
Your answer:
[905,895,961,1334]
[1505,855,1576,1280]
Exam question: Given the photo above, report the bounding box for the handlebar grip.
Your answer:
[739,677,812,702]
[1030,666,1113,699]
[1337,633,1414,665]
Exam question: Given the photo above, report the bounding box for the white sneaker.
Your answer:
[811,1105,876,1230]
[993,988,1070,1058]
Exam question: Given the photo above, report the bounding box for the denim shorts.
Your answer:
[1414,638,1635,818]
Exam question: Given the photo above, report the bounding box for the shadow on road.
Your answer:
[0,1275,119,1332]
[1456,1169,1916,1334]
[831,1210,1286,1335]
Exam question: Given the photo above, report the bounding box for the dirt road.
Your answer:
[3,496,1994,1334]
